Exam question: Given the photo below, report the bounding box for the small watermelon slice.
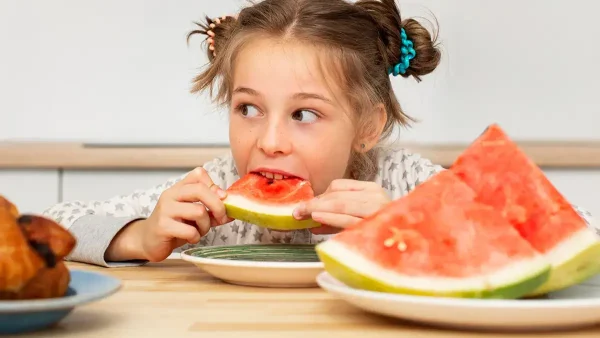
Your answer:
[316,170,551,299]
[450,124,600,295]
[223,173,321,230]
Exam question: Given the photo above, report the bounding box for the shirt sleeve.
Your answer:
[380,149,445,199]
[573,205,600,238]
[42,153,233,267]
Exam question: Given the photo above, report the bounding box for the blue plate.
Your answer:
[0,270,121,334]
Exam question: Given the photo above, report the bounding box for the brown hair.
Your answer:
[188,0,441,180]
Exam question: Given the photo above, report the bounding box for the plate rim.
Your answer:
[0,270,122,313]
[180,244,324,269]
[316,271,600,309]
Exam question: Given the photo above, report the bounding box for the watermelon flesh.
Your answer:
[450,124,600,295]
[316,170,551,299]
[223,173,321,230]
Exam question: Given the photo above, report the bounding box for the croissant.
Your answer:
[0,196,76,300]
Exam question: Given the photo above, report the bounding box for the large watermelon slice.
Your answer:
[315,170,551,299]
[450,124,600,295]
[223,173,321,230]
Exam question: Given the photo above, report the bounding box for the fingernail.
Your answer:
[293,204,305,219]
[221,216,230,224]
[217,189,227,199]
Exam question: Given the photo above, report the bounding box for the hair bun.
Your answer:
[356,0,441,82]
[398,18,441,81]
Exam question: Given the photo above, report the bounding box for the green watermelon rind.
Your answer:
[526,227,600,296]
[224,200,321,230]
[223,175,321,230]
[316,240,552,299]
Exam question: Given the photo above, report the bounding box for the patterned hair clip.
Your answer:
[206,16,228,57]
[388,28,416,76]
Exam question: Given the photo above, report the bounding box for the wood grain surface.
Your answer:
[1,141,600,169]
[9,259,600,338]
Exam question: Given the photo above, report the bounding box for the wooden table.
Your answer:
[12,259,600,338]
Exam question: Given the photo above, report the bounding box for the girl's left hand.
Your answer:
[293,179,391,235]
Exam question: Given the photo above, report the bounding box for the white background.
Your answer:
[1,0,598,144]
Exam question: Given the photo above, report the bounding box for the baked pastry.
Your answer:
[0,196,76,300]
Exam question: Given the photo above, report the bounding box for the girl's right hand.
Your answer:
[105,167,233,263]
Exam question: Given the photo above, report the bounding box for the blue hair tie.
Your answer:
[388,28,416,76]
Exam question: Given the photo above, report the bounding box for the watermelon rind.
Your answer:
[315,240,552,299]
[224,194,321,230]
[526,226,600,296]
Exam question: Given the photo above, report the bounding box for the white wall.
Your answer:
[1,0,598,144]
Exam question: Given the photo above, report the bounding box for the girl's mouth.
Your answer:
[250,169,304,181]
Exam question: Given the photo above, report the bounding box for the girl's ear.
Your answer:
[354,103,387,152]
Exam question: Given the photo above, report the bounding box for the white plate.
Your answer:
[181,244,323,288]
[316,271,600,332]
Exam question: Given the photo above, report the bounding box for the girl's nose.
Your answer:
[256,118,292,156]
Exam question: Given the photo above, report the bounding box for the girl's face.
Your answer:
[229,37,357,195]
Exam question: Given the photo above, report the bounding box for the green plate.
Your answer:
[184,244,320,263]
[181,244,324,288]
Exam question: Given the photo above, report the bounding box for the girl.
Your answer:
[42,0,597,268]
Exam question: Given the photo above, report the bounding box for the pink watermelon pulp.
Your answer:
[450,124,600,295]
[316,170,551,299]
[223,173,321,230]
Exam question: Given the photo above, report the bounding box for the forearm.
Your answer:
[41,173,187,266]
[104,219,147,263]
[66,215,148,267]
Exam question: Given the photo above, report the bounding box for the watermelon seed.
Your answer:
[384,228,408,251]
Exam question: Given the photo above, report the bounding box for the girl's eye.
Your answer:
[239,104,260,117]
[291,110,319,123]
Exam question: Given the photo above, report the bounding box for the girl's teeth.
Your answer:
[258,171,290,180]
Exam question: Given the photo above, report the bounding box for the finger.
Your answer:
[169,202,212,236]
[296,192,384,219]
[309,225,342,235]
[167,200,209,220]
[195,213,212,237]
[175,203,212,237]
[310,212,362,229]
[166,199,229,234]
[173,168,227,199]
[158,219,202,244]
[174,184,229,224]
[182,219,203,237]
[208,211,234,227]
